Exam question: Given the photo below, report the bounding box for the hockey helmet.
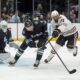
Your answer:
[0,20,8,32]
[51,10,59,17]
[25,20,33,27]
[0,20,7,27]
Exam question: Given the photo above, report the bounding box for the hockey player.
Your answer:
[44,10,78,63]
[0,20,12,61]
[9,20,48,68]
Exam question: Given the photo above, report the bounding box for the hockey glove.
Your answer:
[25,38,36,47]
[52,29,61,38]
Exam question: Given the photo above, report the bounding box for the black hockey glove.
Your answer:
[52,29,61,38]
[25,38,36,47]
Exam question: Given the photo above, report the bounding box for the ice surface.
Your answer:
[0,41,80,80]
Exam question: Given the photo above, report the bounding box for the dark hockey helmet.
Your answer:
[25,20,33,27]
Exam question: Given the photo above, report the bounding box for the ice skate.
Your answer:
[44,50,55,63]
[9,58,17,66]
[73,46,78,56]
[33,60,40,68]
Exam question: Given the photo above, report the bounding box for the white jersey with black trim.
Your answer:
[51,15,77,36]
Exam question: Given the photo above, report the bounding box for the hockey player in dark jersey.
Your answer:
[9,20,48,68]
[0,20,12,61]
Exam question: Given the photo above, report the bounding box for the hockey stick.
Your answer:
[46,37,54,44]
[48,41,76,74]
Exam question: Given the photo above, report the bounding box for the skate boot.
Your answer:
[73,46,78,56]
[33,60,40,68]
[9,58,17,66]
[44,50,55,63]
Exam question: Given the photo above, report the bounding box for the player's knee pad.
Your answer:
[37,48,44,55]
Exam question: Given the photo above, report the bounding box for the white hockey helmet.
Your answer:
[0,20,8,32]
[0,20,8,27]
[51,10,59,17]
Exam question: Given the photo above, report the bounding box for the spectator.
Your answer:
[69,9,77,22]
[21,13,31,22]
[46,12,51,23]
[21,14,26,22]
[2,7,7,14]
[1,13,8,20]
[11,11,21,23]
[37,3,43,13]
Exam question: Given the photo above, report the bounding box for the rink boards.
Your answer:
[8,23,80,41]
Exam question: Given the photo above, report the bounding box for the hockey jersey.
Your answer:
[22,20,48,41]
[51,15,77,36]
[0,29,12,50]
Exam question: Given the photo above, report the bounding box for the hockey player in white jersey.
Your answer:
[44,10,78,63]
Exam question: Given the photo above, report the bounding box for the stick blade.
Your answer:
[69,69,76,74]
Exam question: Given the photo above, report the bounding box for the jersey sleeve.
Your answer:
[22,28,31,39]
[6,29,12,42]
[42,21,48,37]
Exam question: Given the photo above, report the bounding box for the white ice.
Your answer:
[0,41,80,80]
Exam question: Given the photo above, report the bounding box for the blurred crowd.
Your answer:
[0,0,78,23]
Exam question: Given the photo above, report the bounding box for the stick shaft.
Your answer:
[48,41,70,73]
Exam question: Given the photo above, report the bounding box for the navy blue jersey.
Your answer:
[22,20,48,41]
[0,29,12,50]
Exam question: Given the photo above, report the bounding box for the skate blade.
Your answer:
[33,66,38,69]
[8,63,15,67]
